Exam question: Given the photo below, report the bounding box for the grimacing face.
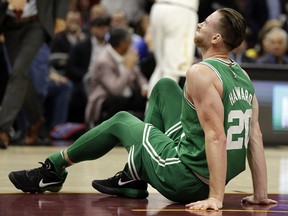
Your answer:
[194,11,222,48]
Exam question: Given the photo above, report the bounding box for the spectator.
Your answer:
[29,44,73,134]
[78,3,108,34]
[229,40,256,64]
[100,0,146,26]
[110,10,149,61]
[50,10,86,74]
[89,4,108,22]
[85,26,148,127]
[76,0,91,30]
[135,13,156,81]
[257,27,288,64]
[256,19,283,57]
[245,0,286,48]
[65,16,110,123]
[0,0,69,149]
[69,0,100,12]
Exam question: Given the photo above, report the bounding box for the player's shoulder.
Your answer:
[186,61,215,80]
[186,66,216,91]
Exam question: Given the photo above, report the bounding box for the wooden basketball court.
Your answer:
[1,144,287,215]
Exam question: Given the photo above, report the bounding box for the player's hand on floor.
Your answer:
[241,195,278,205]
[185,197,223,210]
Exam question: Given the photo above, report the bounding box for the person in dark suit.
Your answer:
[0,0,69,149]
[50,10,86,74]
[65,16,110,123]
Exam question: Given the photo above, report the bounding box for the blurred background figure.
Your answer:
[100,0,145,27]
[73,0,91,31]
[257,27,288,64]
[134,13,155,81]
[50,10,86,75]
[110,10,149,63]
[147,0,199,96]
[0,35,9,105]
[15,44,73,144]
[229,40,256,64]
[255,19,283,58]
[85,26,148,127]
[0,0,69,149]
[89,4,107,23]
[65,15,110,123]
[245,0,286,48]
[29,44,73,137]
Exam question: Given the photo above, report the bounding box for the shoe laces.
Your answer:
[109,171,123,180]
[110,171,134,182]
[27,162,51,178]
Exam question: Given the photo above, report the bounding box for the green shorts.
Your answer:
[121,78,209,203]
[121,121,208,203]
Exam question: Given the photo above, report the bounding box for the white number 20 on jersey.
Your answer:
[226,109,252,150]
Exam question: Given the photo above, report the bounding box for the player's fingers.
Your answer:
[200,203,210,210]
[211,202,219,211]
[260,199,278,205]
[268,199,278,204]
[185,201,200,208]
[188,202,204,210]
[241,196,253,203]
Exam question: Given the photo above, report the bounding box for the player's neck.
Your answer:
[202,52,229,62]
[201,47,230,61]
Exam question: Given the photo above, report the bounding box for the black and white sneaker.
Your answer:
[92,171,148,199]
[8,159,67,193]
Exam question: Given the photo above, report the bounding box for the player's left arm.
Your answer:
[239,70,277,205]
[185,64,226,210]
[241,95,277,205]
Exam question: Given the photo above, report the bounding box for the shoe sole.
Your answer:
[8,172,62,193]
[92,180,148,199]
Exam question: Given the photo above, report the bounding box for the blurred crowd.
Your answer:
[1,0,288,146]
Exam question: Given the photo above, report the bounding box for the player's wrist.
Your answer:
[209,196,223,202]
[253,193,268,202]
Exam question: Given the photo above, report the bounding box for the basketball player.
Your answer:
[148,0,199,96]
[8,8,277,210]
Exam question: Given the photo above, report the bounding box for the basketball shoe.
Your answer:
[92,171,148,199]
[8,159,67,193]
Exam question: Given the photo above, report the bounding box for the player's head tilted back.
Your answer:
[195,8,246,52]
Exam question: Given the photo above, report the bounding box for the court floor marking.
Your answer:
[132,209,288,213]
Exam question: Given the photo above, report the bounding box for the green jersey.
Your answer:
[178,58,254,183]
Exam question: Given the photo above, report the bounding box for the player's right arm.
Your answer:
[185,63,226,210]
[241,95,277,205]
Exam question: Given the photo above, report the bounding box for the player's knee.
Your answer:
[112,111,132,120]
[153,78,179,93]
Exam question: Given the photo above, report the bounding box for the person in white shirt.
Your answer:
[147,0,199,96]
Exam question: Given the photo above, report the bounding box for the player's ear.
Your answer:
[212,33,222,44]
